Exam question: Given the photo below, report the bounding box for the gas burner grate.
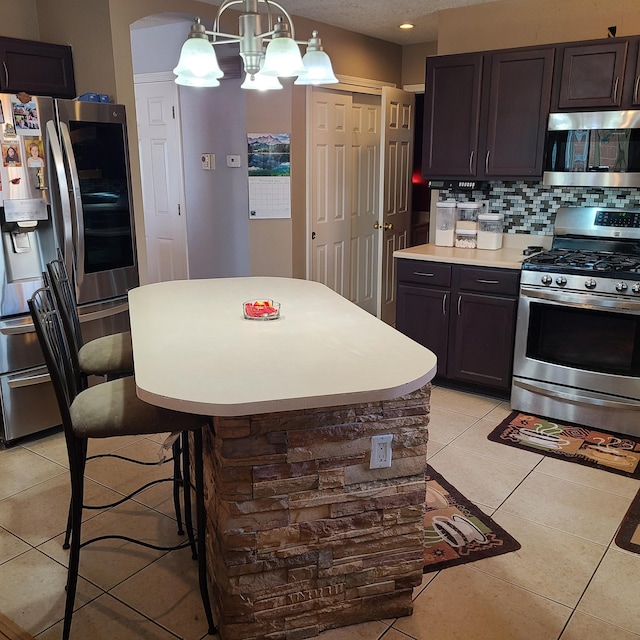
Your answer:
[525,249,640,273]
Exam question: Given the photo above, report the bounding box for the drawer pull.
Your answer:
[413,271,435,277]
[7,373,51,389]
[476,279,500,285]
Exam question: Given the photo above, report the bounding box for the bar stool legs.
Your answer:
[60,427,216,640]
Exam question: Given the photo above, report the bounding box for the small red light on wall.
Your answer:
[412,170,426,184]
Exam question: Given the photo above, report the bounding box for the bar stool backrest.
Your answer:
[46,258,84,378]
[28,287,82,441]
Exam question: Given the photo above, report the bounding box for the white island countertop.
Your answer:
[128,277,437,417]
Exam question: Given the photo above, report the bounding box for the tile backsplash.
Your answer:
[441,182,640,235]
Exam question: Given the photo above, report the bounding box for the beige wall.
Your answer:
[402,41,437,87]
[245,86,295,278]
[36,0,116,100]
[0,0,40,40]
[438,0,640,54]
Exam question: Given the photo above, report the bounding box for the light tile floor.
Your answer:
[0,385,639,639]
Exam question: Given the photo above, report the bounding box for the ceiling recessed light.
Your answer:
[399,22,415,30]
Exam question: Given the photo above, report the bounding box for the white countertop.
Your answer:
[394,244,526,269]
[394,234,553,269]
[128,277,437,417]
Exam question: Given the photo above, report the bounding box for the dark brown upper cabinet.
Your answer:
[555,40,628,109]
[481,48,554,179]
[553,37,640,110]
[422,46,554,181]
[422,53,483,178]
[0,36,76,99]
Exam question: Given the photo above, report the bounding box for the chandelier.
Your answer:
[173,0,338,90]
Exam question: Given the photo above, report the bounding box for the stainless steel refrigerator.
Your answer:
[0,96,138,444]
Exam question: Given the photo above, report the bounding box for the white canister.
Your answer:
[435,200,457,247]
[455,229,477,249]
[456,202,484,231]
[477,213,504,250]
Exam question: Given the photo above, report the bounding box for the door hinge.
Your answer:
[172,105,176,119]
[178,204,181,216]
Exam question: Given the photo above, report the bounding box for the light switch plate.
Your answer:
[201,153,215,170]
[227,154,241,168]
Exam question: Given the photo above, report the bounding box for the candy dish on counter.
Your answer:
[243,299,281,320]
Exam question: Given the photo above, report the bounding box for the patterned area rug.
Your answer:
[616,488,640,555]
[487,411,640,479]
[424,467,521,572]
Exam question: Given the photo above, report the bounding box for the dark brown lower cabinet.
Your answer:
[396,259,519,392]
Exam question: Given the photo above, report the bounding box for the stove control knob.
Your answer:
[633,283,640,294]
[555,276,567,286]
[584,279,597,290]
[616,281,628,292]
[541,275,553,285]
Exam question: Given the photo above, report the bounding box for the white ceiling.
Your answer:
[196,0,499,45]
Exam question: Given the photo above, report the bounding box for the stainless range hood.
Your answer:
[543,110,640,188]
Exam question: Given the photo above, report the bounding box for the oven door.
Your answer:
[511,286,640,435]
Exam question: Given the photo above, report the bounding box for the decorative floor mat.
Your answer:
[615,488,640,556]
[488,411,640,479]
[424,467,521,572]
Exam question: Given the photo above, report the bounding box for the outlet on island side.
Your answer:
[369,434,393,469]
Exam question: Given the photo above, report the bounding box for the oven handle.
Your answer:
[513,379,640,411]
[520,286,640,313]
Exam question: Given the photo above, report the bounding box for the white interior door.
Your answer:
[350,94,381,315]
[309,89,353,296]
[379,87,415,325]
[135,78,188,283]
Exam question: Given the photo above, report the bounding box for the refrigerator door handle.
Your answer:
[46,119,74,279]
[59,121,86,290]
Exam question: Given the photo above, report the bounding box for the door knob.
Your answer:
[383,222,394,230]
[373,221,382,229]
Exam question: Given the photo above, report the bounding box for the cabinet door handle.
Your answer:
[442,293,447,317]
[457,295,462,316]
[476,279,500,284]
[634,76,640,104]
[469,150,474,174]
[2,61,7,87]
[485,150,490,174]
[613,76,620,103]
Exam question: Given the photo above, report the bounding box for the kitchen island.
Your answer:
[128,277,437,640]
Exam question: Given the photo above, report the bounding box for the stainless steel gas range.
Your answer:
[511,206,640,437]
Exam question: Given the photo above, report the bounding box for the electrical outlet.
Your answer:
[370,434,393,469]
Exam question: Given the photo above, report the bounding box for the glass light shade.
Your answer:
[241,71,283,90]
[175,72,220,88]
[260,37,305,77]
[173,36,223,87]
[294,50,338,85]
